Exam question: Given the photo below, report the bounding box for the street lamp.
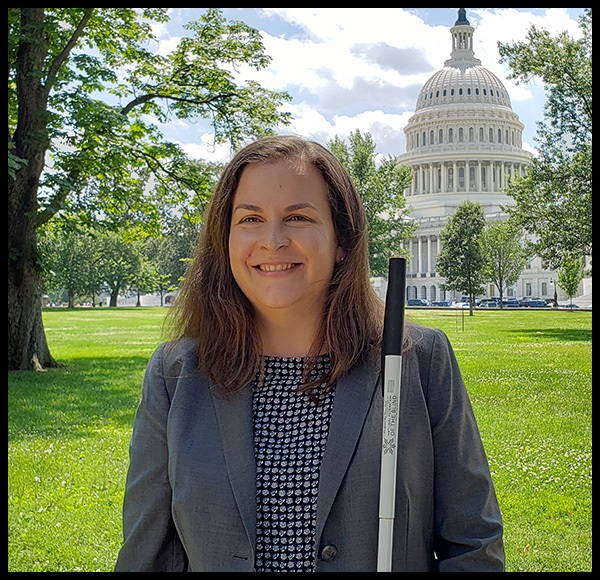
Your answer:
[550,279,558,307]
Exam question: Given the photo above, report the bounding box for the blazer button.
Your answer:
[320,544,338,562]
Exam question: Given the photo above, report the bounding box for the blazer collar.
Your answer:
[211,357,381,550]
[315,358,380,539]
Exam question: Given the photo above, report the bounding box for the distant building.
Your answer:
[396,8,591,305]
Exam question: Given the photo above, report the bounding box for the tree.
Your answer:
[557,255,585,306]
[95,232,146,308]
[142,216,200,305]
[498,8,592,271]
[480,220,530,308]
[8,8,292,370]
[328,131,416,277]
[39,227,102,308]
[435,201,487,316]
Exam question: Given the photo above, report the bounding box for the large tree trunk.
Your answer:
[8,9,58,371]
[8,164,59,371]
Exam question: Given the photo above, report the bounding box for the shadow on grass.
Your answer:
[503,327,592,343]
[8,355,149,442]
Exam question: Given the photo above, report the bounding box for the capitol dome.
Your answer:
[415,8,512,112]
[394,8,547,305]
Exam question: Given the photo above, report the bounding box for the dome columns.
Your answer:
[408,160,527,196]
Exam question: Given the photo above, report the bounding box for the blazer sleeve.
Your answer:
[114,342,189,572]
[423,327,505,571]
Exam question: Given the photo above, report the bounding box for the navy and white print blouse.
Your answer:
[252,355,335,572]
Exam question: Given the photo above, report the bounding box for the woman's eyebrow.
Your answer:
[233,203,262,213]
[286,202,317,212]
[232,202,317,213]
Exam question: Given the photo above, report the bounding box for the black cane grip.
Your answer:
[382,257,406,360]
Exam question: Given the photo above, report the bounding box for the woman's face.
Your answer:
[229,158,345,319]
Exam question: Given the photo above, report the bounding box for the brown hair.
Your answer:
[166,134,385,396]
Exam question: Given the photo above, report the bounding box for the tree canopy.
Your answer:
[435,201,487,315]
[498,8,592,271]
[8,8,292,370]
[328,130,415,278]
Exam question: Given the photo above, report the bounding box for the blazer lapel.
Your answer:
[212,384,257,547]
[211,360,381,552]
[315,358,381,538]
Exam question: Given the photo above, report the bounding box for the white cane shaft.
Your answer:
[377,354,402,572]
[377,519,394,572]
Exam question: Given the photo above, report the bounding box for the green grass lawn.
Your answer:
[8,306,592,571]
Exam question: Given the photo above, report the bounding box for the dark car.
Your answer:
[407,298,429,306]
[504,299,520,308]
[527,299,549,308]
[431,300,454,307]
[479,298,500,308]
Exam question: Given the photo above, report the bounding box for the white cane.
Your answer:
[377,257,406,572]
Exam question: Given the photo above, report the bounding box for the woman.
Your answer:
[114,135,504,572]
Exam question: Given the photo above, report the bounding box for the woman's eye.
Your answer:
[289,214,311,222]
[239,216,261,223]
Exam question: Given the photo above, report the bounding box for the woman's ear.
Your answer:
[336,247,346,264]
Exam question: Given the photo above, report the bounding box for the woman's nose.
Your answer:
[261,222,289,250]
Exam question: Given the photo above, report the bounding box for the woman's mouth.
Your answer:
[257,263,298,272]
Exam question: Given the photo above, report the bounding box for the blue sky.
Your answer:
[148,8,586,163]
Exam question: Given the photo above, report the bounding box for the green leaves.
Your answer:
[328,130,416,277]
[499,8,591,271]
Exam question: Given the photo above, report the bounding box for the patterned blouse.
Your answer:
[252,355,335,572]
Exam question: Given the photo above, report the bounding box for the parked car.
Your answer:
[526,299,550,308]
[478,298,500,308]
[558,302,579,309]
[430,300,454,307]
[407,298,429,306]
[504,299,520,308]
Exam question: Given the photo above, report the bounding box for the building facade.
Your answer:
[395,8,591,305]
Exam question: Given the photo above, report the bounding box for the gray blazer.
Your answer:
[114,325,504,572]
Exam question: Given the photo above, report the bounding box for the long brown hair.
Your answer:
[166,135,385,396]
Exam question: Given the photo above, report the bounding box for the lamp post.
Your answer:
[550,279,558,307]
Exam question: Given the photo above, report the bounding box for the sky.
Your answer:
[149,8,586,164]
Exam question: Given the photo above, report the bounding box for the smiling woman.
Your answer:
[114,134,504,573]
[229,158,345,354]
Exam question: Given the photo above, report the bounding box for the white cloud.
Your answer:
[157,8,585,163]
